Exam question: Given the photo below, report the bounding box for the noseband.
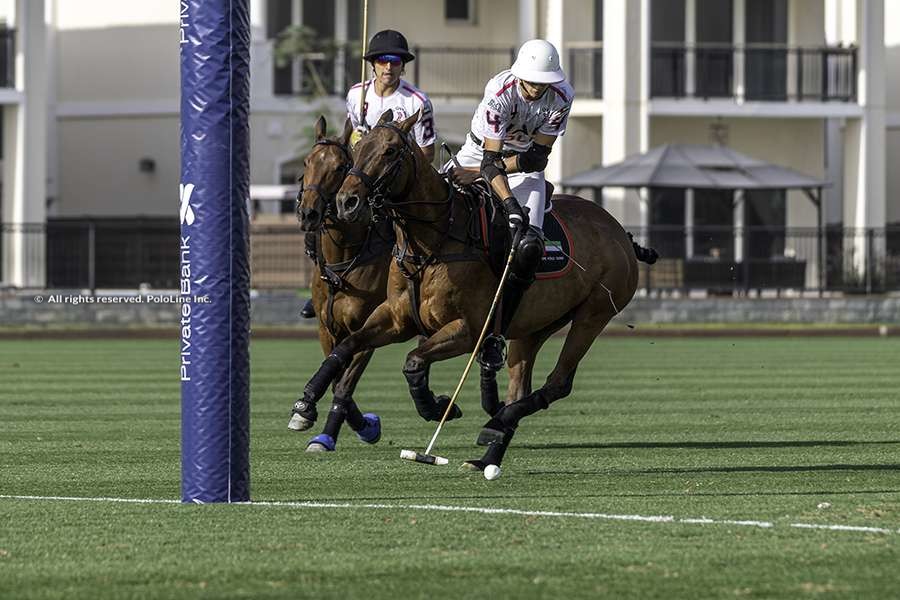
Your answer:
[346,122,418,209]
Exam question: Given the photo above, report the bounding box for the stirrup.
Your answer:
[476,334,507,371]
[300,298,316,319]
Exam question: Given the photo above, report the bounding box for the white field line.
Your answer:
[1,494,897,536]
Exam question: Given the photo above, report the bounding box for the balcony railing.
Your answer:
[650,43,857,102]
[4,220,899,294]
[0,28,15,88]
[566,43,602,99]
[275,44,518,98]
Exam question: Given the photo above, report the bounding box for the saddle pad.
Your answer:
[536,209,574,280]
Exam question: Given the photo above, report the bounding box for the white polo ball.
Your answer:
[483,464,501,480]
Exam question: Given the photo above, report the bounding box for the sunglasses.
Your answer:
[374,55,403,66]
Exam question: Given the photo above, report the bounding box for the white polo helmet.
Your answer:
[510,39,565,84]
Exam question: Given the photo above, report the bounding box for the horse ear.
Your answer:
[339,118,353,146]
[377,109,394,124]
[398,108,421,134]
[314,115,327,141]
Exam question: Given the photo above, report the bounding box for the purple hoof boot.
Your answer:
[305,433,336,452]
[356,413,381,444]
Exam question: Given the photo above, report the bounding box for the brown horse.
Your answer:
[298,110,652,473]
[288,115,395,451]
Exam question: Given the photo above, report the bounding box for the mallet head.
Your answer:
[400,449,448,466]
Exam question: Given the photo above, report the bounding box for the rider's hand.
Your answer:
[449,167,481,186]
[349,128,366,148]
[502,197,528,239]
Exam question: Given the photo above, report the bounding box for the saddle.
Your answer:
[450,176,572,281]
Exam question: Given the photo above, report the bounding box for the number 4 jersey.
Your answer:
[346,79,437,148]
[471,69,574,153]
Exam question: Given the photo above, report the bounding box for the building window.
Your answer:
[445,0,475,24]
[650,0,686,97]
[695,0,733,98]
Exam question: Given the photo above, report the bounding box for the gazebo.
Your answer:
[561,144,829,292]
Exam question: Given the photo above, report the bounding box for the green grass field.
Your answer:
[1,337,898,599]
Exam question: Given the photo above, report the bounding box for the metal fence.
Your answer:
[3,220,899,294]
[650,43,856,102]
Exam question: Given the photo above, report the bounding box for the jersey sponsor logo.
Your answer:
[487,97,503,111]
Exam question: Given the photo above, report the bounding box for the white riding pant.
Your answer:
[442,137,546,230]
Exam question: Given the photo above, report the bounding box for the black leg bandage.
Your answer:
[479,366,501,416]
[481,427,515,466]
[304,346,353,404]
[403,357,439,421]
[322,401,347,440]
[477,390,549,446]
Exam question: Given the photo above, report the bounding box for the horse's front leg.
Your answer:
[403,318,473,422]
[290,302,415,431]
[305,349,378,451]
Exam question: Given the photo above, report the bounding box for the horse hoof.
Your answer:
[305,434,336,452]
[288,413,314,431]
[476,427,505,447]
[288,400,317,431]
[356,413,381,444]
[460,460,486,472]
[435,395,462,422]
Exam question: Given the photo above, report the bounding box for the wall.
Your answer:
[3,292,898,327]
[370,0,518,47]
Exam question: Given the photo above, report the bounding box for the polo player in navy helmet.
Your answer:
[300,29,437,319]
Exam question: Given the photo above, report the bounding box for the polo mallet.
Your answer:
[358,0,369,125]
[401,224,523,466]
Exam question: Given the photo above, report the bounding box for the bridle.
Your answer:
[346,122,420,212]
[296,138,353,222]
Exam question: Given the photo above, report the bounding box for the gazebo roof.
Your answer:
[562,144,829,190]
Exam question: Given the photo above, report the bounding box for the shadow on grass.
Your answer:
[518,440,900,451]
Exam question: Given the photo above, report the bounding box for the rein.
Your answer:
[348,122,489,335]
[298,138,391,338]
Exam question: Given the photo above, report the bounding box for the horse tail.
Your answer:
[627,232,659,265]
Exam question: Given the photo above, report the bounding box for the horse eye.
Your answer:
[385,146,397,156]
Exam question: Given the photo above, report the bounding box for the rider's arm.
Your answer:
[504,133,557,175]
[481,137,513,199]
[481,137,526,233]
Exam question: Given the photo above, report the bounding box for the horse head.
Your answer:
[336,109,420,223]
[296,115,353,232]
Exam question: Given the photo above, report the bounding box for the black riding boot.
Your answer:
[477,228,544,369]
[300,298,316,319]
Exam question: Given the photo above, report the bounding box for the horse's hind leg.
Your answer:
[467,307,615,472]
[403,318,472,422]
[306,349,379,451]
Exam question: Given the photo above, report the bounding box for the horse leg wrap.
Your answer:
[322,401,347,440]
[339,396,367,432]
[476,391,549,446]
[403,358,439,421]
[480,427,515,467]
[480,366,501,416]
[303,346,353,404]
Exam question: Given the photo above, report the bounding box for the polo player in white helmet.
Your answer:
[445,39,574,368]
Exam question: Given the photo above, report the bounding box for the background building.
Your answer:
[0,0,897,292]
